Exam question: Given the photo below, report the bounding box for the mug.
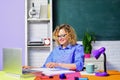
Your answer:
[85,63,96,73]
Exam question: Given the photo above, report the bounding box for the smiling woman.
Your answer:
[42,24,84,71]
[53,24,77,46]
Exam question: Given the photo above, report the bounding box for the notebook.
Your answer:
[30,67,75,76]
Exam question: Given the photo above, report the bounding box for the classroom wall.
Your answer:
[53,0,120,71]
[76,41,120,71]
[0,0,120,72]
[0,0,25,70]
[92,41,120,71]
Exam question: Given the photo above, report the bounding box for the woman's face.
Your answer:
[58,29,69,46]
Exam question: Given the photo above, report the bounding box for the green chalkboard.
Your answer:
[53,0,120,40]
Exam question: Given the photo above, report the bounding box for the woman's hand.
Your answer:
[22,66,37,69]
[46,62,58,68]
[22,66,31,69]
[45,62,76,70]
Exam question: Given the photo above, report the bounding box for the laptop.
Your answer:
[3,48,35,77]
[3,48,75,77]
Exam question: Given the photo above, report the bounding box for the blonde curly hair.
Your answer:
[53,24,77,45]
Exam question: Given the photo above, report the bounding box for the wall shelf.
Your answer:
[27,18,50,22]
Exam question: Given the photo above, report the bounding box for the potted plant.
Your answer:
[82,31,96,58]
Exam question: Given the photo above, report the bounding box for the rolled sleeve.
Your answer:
[74,45,84,71]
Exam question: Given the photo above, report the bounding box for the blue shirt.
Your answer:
[43,44,84,71]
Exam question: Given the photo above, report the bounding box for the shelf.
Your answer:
[27,18,50,22]
[25,0,53,66]
[27,45,50,48]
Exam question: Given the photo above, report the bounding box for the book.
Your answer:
[40,5,48,18]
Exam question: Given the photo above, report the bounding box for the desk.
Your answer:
[0,71,34,80]
[0,70,120,80]
[81,70,120,80]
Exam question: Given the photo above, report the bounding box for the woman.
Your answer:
[43,24,84,71]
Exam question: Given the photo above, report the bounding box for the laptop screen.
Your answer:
[3,48,22,75]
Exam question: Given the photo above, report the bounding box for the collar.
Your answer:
[58,44,72,50]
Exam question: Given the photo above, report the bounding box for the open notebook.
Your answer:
[31,67,75,76]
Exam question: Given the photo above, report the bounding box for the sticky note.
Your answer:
[79,78,88,80]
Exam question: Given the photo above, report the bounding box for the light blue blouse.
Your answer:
[43,44,84,71]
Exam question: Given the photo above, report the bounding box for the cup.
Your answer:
[86,63,96,73]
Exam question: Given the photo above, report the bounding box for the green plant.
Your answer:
[82,31,96,54]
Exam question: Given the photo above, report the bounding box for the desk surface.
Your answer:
[81,70,120,80]
[0,71,34,80]
[0,70,120,80]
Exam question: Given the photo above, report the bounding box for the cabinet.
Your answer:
[84,56,104,71]
[25,0,53,67]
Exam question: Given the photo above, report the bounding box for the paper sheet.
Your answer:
[30,68,75,76]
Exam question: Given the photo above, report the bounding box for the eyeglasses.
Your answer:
[57,34,67,38]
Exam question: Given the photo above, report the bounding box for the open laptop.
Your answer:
[3,48,35,77]
[3,48,75,77]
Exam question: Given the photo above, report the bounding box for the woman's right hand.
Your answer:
[46,62,58,68]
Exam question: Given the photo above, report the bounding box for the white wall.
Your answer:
[0,0,25,70]
[93,41,120,71]
[78,41,120,71]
